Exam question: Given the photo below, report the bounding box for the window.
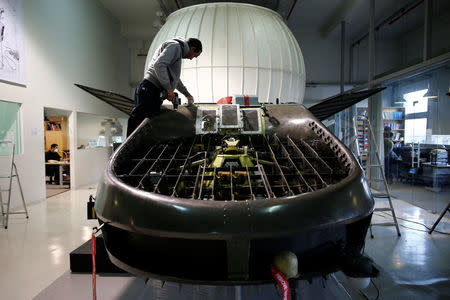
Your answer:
[0,100,21,155]
[404,118,427,143]
[77,112,127,149]
[403,89,428,144]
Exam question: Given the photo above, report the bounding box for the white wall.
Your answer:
[290,29,346,84]
[0,0,130,210]
[74,147,113,188]
[76,112,121,147]
[303,84,355,108]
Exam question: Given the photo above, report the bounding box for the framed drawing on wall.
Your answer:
[0,0,25,85]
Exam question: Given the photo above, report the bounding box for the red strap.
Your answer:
[92,233,97,300]
[244,94,250,106]
[271,264,290,300]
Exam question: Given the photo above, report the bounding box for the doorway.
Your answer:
[44,108,72,198]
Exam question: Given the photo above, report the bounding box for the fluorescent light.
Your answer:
[424,90,440,101]
[423,87,438,99]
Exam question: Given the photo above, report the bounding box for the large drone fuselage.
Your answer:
[95,103,374,284]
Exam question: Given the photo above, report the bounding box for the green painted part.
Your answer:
[260,113,266,134]
[255,159,275,166]
[239,155,254,167]
[204,154,255,188]
[210,154,255,168]
[211,155,226,168]
[203,171,214,188]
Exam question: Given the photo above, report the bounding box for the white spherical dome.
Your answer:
[146,2,305,104]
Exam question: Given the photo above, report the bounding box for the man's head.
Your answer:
[51,144,58,152]
[383,126,392,138]
[185,38,202,60]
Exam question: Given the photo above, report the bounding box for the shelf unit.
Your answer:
[383,107,405,142]
[44,116,68,153]
[356,108,369,164]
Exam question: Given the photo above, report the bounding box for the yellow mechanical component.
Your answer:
[202,138,255,188]
[210,154,254,168]
[211,155,226,168]
[224,138,240,153]
[217,171,231,178]
[239,154,254,167]
[234,171,248,177]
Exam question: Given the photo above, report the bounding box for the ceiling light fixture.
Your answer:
[423,81,438,99]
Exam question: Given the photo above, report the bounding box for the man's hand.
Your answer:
[167,89,175,102]
[187,95,194,106]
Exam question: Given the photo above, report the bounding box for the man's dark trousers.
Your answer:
[127,79,162,137]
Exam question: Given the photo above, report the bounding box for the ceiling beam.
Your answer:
[319,0,363,39]
[347,51,450,92]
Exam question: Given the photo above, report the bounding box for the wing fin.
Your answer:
[309,87,385,120]
[75,83,134,116]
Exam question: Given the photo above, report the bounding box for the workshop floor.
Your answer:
[388,181,450,214]
[45,187,70,198]
[0,187,448,300]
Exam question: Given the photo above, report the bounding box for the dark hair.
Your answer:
[187,38,202,53]
[51,144,58,148]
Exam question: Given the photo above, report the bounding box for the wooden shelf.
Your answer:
[44,116,68,152]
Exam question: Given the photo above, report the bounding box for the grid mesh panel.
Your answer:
[115,133,350,201]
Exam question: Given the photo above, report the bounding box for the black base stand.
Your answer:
[69,234,125,273]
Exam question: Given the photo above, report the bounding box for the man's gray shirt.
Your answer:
[144,37,190,97]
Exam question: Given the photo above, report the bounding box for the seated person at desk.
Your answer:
[45,143,61,184]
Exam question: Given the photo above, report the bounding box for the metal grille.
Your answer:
[115,134,350,201]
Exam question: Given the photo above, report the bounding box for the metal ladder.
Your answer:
[0,141,29,229]
[352,116,401,237]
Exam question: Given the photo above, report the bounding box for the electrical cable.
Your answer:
[396,215,449,234]
[399,224,430,233]
[388,212,449,235]
[357,277,380,300]
[371,278,380,300]
[374,212,450,235]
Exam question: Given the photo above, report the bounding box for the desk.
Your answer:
[45,161,70,188]
[422,162,450,192]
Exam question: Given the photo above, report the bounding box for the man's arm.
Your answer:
[176,80,194,104]
[176,79,190,98]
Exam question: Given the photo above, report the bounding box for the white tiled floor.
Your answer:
[1,187,449,299]
[0,187,98,300]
